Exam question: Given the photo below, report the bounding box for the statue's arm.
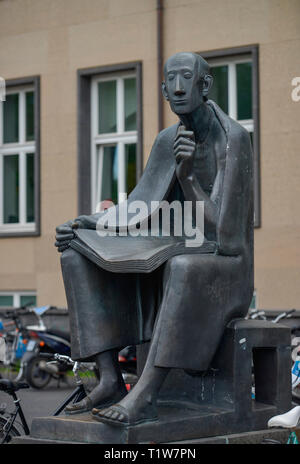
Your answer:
[177,171,220,231]
[216,127,253,256]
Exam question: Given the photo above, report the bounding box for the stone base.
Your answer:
[11,399,283,444]
[12,427,298,445]
[12,320,292,445]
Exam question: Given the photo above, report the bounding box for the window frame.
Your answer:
[91,72,138,210]
[77,62,143,216]
[0,76,40,237]
[200,45,261,228]
[0,290,37,308]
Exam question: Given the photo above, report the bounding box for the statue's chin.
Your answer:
[172,102,205,118]
[172,107,191,116]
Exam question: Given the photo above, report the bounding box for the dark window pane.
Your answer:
[3,155,19,223]
[209,66,228,114]
[124,78,137,131]
[237,62,252,120]
[0,295,13,307]
[20,295,36,307]
[26,153,35,222]
[3,94,19,143]
[99,145,118,204]
[26,92,34,141]
[125,144,136,195]
[98,81,117,134]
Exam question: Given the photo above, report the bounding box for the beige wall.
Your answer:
[0,0,299,309]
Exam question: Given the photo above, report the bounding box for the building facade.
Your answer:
[0,0,299,309]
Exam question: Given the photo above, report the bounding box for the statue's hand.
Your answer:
[73,215,98,230]
[55,214,100,253]
[55,219,80,253]
[174,125,196,181]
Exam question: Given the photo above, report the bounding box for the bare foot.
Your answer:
[65,376,127,415]
[92,388,158,426]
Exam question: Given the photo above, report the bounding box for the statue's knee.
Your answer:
[167,254,216,277]
[167,254,190,274]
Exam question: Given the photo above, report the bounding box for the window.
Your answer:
[209,57,253,137]
[91,73,138,211]
[0,77,40,236]
[77,62,143,216]
[0,291,37,308]
[201,46,260,227]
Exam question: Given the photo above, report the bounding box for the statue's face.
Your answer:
[163,53,205,115]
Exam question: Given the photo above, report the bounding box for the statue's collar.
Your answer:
[176,100,230,139]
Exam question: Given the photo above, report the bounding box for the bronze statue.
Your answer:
[55,52,253,427]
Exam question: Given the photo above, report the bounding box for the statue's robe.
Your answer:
[61,100,254,371]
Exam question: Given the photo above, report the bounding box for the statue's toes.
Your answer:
[96,406,129,425]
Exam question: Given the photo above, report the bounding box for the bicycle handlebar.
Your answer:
[272,309,296,324]
[53,353,74,364]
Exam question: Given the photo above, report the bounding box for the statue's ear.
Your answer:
[202,74,213,98]
[161,81,169,101]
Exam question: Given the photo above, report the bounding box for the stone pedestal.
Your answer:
[13,319,292,444]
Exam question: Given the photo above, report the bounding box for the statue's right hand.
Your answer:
[55,220,77,253]
[174,125,196,182]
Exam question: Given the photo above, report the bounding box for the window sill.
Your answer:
[0,223,39,237]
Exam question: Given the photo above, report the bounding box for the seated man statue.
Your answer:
[55,52,254,427]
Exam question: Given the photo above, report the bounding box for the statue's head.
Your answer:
[162,52,213,116]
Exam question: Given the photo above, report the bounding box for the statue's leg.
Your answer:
[93,313,169,425]
[93,253,249,426]
[93,259,180,426]
[60,247,138,413]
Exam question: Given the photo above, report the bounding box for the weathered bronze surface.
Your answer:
[55,52,254,427]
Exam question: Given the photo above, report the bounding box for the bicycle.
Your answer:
[0,353,99,443]
[0,303,36,381]
[246,308,297,323]
[0,304,73,387]
[0,379,30,443]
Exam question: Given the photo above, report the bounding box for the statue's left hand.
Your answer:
[174,125,196,181]
[55,220,76,253]
[55,215,100,252]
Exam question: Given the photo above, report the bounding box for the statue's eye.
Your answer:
[184,72,192,79]
[168,74,175,81]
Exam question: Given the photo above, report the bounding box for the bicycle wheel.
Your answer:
[0,416,21,444]
[25,356,52,389]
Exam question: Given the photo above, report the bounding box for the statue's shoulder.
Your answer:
[208,100,251,147]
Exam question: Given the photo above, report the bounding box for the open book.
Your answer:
[70,229,217,274]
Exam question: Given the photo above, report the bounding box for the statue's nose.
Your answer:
[174,75,185,95]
